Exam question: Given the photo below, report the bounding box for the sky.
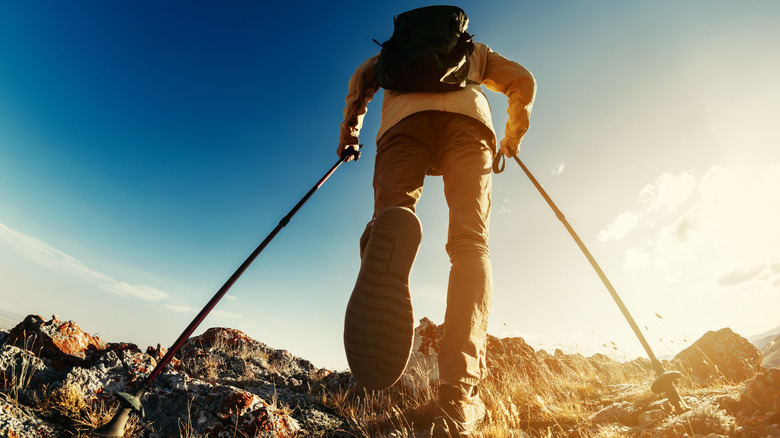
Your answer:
[1,1,779,370]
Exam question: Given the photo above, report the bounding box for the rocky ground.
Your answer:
[1,314,778,437]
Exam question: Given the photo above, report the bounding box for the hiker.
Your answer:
[339,6,536,436]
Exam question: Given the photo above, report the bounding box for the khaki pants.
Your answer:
[364,111,494,386]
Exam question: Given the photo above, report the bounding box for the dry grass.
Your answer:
[1,326,749,438]
[0,350,37,407]
[315,366,441,437]
[0,368,144,437]
[46,382,145,437]
[0,336,145,437]
[181,330,285,386]
[310,350,742,438]
[476,356,653,436]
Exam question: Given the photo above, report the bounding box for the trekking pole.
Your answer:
[93,145,362,437]
[497,152,688,411]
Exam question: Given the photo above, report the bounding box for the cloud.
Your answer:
[0,222,168,302]
[667,206,700,243]
[100,282,168,302]
[717,264,766,287]
[639,171,697,213]
[212,310,242,319]
[598,171,696,242]
[618,163,780,285]
[164,304,195,313]
[553,163,565,175]
[623,248,650,270]
[598,211,640,242]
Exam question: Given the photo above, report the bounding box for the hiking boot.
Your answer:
[433,384,486,437]
[343,206,422,390]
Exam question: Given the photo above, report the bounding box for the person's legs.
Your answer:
[367,110,494,387]
[430,113,494,437]
[358,114,432,256]
[345,113,434,390]
[373,116,433,215]
[436,113,494,388]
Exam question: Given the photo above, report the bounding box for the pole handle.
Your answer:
[341,144,363,162]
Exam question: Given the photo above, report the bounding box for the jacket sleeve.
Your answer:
[339,55,381,147]
[481,48,536,150]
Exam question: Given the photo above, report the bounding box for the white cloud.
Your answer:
[165,304,195,313]
[212,310,243,319]
[598,172,696,242]
[623,248,650,270]
[622,164,780,284]
[597,211,640,242]
[100,282,168,302]
[717,264,766,287]
[0,222,169,302]
[639,171,697,213]
[554,163,565,175]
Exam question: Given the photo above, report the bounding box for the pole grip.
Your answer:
[341,144,363,162]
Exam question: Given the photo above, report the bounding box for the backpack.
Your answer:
[374,5,475,92]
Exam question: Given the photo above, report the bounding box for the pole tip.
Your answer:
[651,370,689,412]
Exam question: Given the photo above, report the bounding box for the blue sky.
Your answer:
[2,1,779,369]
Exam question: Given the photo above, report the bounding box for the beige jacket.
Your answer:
[339,42,536,153]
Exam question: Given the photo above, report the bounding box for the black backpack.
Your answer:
[374,5,475,92]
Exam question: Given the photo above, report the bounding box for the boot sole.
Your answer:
[344,207,422,390]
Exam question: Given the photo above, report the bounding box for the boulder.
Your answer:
[402,317,443,388]
[485,334,538,375]
[401,318,543,387]
[178,327,326,390]
[0,345,62,404]
[739,368,780,417]
[140,377,302,438]
[7,315,105,369]
[673,328,762,383]
[0,392,65,438]
[0,316,339,437]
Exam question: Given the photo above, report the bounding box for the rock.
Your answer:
[739,368,780,417]
[402,317,443,389]
[140,377,302,438]
[402,317,545,389]
[7,315,106,369]
[591,401,641,426]
[486,333,538,375]
[179,327,325,389]
[0,316,342,437]
[401,318,645,392]
[0,392,65,438]
[673,328,762,383]
[6,311,777,437]
[760,334,780,369]
[173,327,342,436]
[0,345,62,404]
[62,343,160,397]
[638,408,666,428]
